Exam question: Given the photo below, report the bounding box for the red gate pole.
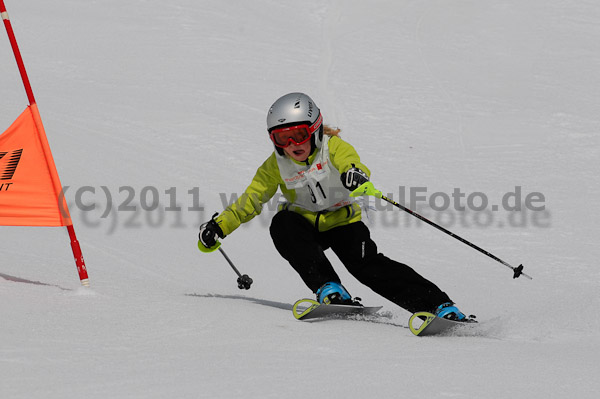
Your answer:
[1,1,89,286]
[0,1,35,104]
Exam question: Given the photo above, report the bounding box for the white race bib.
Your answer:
[276,138,353,212]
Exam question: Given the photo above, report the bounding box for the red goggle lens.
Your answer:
[270,126,311,148]
[269,114,322,148]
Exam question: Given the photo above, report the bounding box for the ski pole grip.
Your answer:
[350,181,383,198]
[198,239,221,253]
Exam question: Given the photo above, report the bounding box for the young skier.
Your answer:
[199,92,468,320]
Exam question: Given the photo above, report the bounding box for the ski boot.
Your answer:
[316,282,362,306]
[435,302,468,321]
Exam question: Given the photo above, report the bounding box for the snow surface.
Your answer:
[1,0,599,398]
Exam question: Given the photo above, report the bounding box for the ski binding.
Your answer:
[292,298,382,321]
[408,311,477,336]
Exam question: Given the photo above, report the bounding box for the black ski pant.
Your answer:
[269,210,452,313]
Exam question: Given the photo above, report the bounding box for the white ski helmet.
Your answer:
[266,92,324,155]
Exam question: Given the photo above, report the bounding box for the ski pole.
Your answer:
[198,212,253,289]
[351,182,532,280]
[218,247,253,290]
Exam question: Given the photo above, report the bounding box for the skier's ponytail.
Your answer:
[324,125,341,137]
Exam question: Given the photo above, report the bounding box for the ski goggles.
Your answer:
[269,114,322,148]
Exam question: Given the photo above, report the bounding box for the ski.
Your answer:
[292,298,382,321]
[408,311,477,336]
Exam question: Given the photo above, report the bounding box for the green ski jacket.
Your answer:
[215,135,370,236]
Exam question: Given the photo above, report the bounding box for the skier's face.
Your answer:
[283,140,311,162]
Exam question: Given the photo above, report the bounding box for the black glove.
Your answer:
[340,164,369,191]
[199,213,224,249]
